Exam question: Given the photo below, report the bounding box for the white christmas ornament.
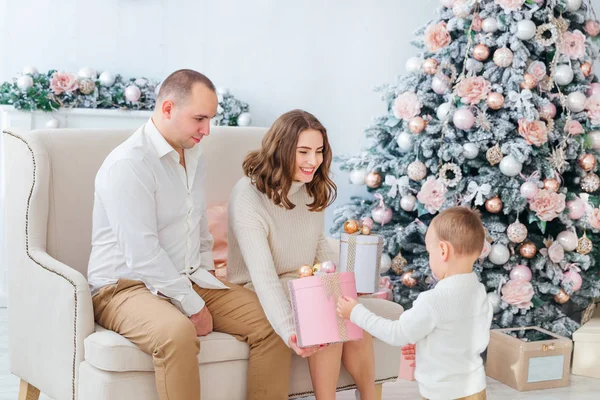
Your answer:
[554,64,574,86]
[16,75,34,91]
[22,66,38,75]
[499,155,523,177]
[125,85,141,103]
[487,292,501,313]
[237,112,252,126]
[566,0,582,12]
[396,131,413,153]
[405,57,423,73]
[588,131,600,149]
[400,194,417,212]
[463,143,479,159]
[380,253,392,274]
[567,92,587,112]
[436,102,453,121]
[350,169,368,185]
[78,67,97,80]
[452,0,471,18]
[45,118,60,129]
[489,244,510,265]
[516,20,537,40]
[432,75,451,95]
[99,71,116,87]
[466,59,483,73]
[482,18,498,33]
[557,230,578,251]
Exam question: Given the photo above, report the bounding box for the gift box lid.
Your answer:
[340,232,383,245]
[573,316,600,342]
[490,326,572,349]
[289,271,355,291]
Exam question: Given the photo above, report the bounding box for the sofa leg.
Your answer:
[18,379,40,400]
[375,383,383,400]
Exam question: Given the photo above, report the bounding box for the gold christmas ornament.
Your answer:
[520,73,537,90]
[402,271,417,288]
[581,173,600,193]
[579,154,597,172]
[78,79,96,95]
[581,62,593,78]
[473,44,490,61]
[543,178,560,193]
[298,264,314,278]
[409,116,427,134]
[365,172,383,188]
[343,220,360,234]
[487,92,504,110]
[577,233,593,255]
[485,197,503,213]
[536,23,558,47]
[554,289,570,304]
[486,144,504,166]
[391,253,408,275]
[361,225,371,235]
[520,242,538,259]
[423,58,439,75]
[312,263,322,274]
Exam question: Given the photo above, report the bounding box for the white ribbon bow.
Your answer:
[385,175,410,198]
[464,181,492,206]
[508,89,533,111]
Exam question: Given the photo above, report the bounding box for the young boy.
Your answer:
[338,207,493,400]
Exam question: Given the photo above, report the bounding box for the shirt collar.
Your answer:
[145,118,178,160]
[433,271,478,290]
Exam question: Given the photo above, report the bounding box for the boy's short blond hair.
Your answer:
[431,206,485,257]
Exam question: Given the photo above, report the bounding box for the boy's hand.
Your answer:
[401,343,416,367]
[337,295,359,320]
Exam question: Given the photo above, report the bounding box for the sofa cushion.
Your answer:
[85,325,250,372]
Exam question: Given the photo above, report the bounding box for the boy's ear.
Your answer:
[439,240,451,261]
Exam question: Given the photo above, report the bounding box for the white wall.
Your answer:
[0,0,439,224]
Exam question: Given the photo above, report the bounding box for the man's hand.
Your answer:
[288,334,322,358]
[402,343,416,367]
[189,306,213,336]
[336,295,359,320]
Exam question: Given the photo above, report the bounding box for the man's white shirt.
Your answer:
[88,118,228,316]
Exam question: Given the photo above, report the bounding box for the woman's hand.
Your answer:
[288,334,323,358]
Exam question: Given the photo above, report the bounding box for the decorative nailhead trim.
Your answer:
[3,130,78,400]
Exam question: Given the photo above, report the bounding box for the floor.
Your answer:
[1,309,599,399]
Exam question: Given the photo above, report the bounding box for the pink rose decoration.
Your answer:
[502,279,534,310]
[590,208,600,230]
[455,76,491,105]
[529,189,566,222]
[472,15,483,32]
[548,241,565,264]
[527,61,547,82]
[424,22,452,52]
[518,119,548,147]
[393,92,422,120]
[479,240,492,260]
[50,71,79,95]
[565,120,585,135]
[585,95,600,126]
[561,30,586,60]
[495,0,525,12]
[584,20,600,37]
[417,176,447,214]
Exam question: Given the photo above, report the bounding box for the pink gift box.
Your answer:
[399,354,416,381]
[288,272,363,348]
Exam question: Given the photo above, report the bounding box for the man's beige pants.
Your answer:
[93,279,291,400]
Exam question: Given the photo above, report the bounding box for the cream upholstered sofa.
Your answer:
[3,126,402,400]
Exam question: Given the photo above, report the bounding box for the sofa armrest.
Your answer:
[8,249,95,400]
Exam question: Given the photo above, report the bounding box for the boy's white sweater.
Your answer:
[350,272,493,400]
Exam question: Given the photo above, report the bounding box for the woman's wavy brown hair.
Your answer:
[242,109,337,211]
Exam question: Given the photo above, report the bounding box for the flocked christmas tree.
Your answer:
[332,0,600,338]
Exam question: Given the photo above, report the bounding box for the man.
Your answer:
[88,69,290,400]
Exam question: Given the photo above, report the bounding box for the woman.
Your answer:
[227,109,378,400]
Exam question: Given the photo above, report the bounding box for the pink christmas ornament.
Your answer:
[453,108,475,130]
[520,181,538,199]
[567,197,586,220]
[372,193,393,225]
[510,264,532,282]
[360,217,374,229]
[320,260,336,274]
[587,83,600,97]
[432,74,451,95]
[538,102,556,119]
[563,267,582,292]
[125,85,142,103]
